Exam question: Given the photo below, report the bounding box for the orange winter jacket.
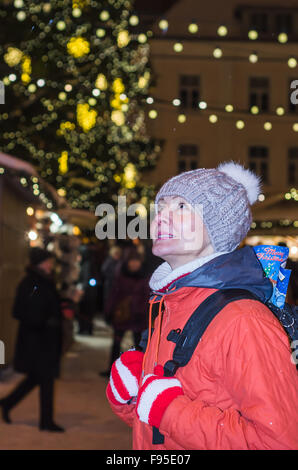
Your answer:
[107,247,298,450]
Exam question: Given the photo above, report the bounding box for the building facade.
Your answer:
[140,0,298,253]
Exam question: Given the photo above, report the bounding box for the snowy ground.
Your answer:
[0,318,133,450]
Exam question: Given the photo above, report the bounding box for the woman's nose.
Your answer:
[157,207,174,228]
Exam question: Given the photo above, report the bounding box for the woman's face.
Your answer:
[150,196,213,269]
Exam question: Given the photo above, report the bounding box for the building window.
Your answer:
[250,12,268,33]
[179,75,200,110]
[235,6,297,40]
[249,77,269,112]
[178,144,199,172]
[275,13,292,34]
[288,148,298,185]
[248,146,269,184]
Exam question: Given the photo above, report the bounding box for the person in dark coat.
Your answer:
[0,248,64,432]
[100,245,122,313]
[100,252,150,376]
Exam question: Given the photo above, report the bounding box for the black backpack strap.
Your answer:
[266,301,298,345]
[164,288,259,376]
[152,288,259,445]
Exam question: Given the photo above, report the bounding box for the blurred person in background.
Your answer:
[100,252,150,377]
[100,244,122,313]
[77,243,101,335]
[0,248,64,432]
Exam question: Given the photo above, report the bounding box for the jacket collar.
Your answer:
[149,252,227,293]
[149,246,273,303]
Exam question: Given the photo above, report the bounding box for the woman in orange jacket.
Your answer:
[106,162,298,450]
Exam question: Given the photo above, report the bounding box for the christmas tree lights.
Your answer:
[0,0,160,211]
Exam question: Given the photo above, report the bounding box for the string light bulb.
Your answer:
[188,22,198,34]
[159,19,168,31]
[148,110,157,119]
[57,21,66,30]
[225,104,234,112]
[99,10,109,21]
[248,30,258,40]
[72,8,82,17]
[217,25,228,37]
[129,15,139,26]
[16,11,26,21]
[276,106,285,116]
[278,32,288,44]
[250,105,259,114]
[96,28,105,37]
[198,101,207,109]
[209,114,218,123]
[288,57,297,68]
[28,230,38,241]
[249,52,258,63]
[236,120,245,129]
[172,99,181,106]
[173,42,183,52]
[213,47,223,58]
[138,34,147,43]
[26,207,34,216]
[264,122,272,131]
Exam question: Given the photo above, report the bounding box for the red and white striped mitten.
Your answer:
[136,372,184,428]
[106,349,144,406]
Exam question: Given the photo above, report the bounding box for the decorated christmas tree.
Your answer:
[0,0,160,211]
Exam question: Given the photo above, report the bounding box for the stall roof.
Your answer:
[0,152,98,230]
[0,151,38,176]
[0,151,68,210]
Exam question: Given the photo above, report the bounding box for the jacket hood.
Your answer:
[150,246,273,303]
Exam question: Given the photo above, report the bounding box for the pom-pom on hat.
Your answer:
[154,161,261,253]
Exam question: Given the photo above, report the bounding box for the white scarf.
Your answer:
[149,252,227,292]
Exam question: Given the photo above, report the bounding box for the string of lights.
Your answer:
[150,46,298,68]
[0,164,58,210]
[154,16,297,45]
[145,95,298,133]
